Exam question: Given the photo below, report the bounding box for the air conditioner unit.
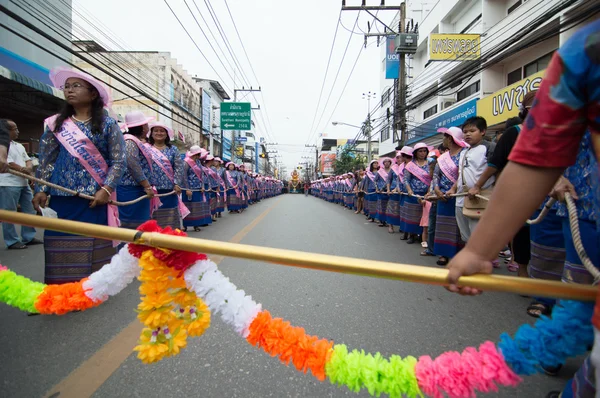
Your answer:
[441,98,456,110]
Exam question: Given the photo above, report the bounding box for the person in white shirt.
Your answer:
[0,120,42,249]
[446,116,496,242]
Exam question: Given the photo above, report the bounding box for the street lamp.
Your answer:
[331,121,362,129]
[331,120,372,163]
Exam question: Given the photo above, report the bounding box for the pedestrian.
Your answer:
[182,146,211,231]
[0,119,10,173]
[0,119,42,249]
[386,149,407,233]
[225,162,242,213]
[147,121,185,230]
[354,169,365,215]
[446,20,600,398]
[447,116,496,245]
[429,127,468,265]
[238,164,249,211]
[404,143,433,244]
[32,67,126,284]
[214,157,226,217]
[363,160,379,222]
[375,158,392,227]
[119,111,155,230]
[397,147,413,240]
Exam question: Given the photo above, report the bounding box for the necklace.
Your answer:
[72,115,92,123]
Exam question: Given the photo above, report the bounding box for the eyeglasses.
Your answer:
[60,83,91,91]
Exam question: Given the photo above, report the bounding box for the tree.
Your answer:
[333,146,365,175]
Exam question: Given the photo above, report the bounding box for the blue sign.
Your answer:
[236,136,248,142]
[406,98,478,144]
[222,137,232,162]
[202,90,211,135]
[385,36,399,79]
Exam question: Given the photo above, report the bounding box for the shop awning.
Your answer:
[0,65,63,98]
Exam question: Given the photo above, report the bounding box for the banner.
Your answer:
[477,70,545,126]
[406,98,478,144]
[320,152,336,174]
[202,89,211,136]
[429,34,480,61]
[385,36,400,79]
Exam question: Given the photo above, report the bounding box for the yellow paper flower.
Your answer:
[138,308,175,328]
[186,314,211,337]
[138,292,173,311]
[168,328,188,356]
[139,281,171,296]
[134,331,169,364]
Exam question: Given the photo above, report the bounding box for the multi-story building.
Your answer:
[378,0,597,156]
[72,40,205,147]
[0,0,71,153]
[193,77,230,158]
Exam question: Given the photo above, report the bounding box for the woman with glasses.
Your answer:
[32,67,126,285]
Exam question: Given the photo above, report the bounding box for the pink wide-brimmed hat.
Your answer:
[187,145,203,157]
[437,126,469,148]
[125,111,154,128]
[50,66,112,106]
[214,157,223,164]
[396,146,413,157]
[225,162,235,169]
[204,154,215,162]
[379,157,393,166]
[148,122,174,140]
[412,142,434,153]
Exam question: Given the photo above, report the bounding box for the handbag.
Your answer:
[461,148,493,219]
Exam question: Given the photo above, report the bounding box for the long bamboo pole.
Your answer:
[0,210,595,301]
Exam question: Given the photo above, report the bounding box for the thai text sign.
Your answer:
[320,152,336,174]
[406,98,478,144]
[429,34,480,61]
[220,102,251,130]
[477,70,545,126]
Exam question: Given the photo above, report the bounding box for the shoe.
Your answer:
[492,259,500,268]
[421,242,428,248]
[406,236,416,244]
[499,249,512,258]
[25,238,43,246]
[420,249,434,256]
[507,262,519,272]
[545,391,561,398]
[542,364,562,376]
[8,242,27,250]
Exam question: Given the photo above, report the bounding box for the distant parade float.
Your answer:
[288,170,302,193]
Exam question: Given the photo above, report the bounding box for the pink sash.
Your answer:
[437,152,458,184]
[226,171,241,198]
[123,135,162,215]
[405,161,432,186]
[205,167,223,199]
[45,115,120,244]
[184,157,207,201]
[365,171,376,182]
[378,168,390,181]
[392,163,406,183]
[147,146,190,220]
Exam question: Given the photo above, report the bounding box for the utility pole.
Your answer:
[362,91,376,163]
[305,144,318,180]
[232,87,261,163]
[397,2,407,147]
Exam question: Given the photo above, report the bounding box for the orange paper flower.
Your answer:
[34,278,100,315]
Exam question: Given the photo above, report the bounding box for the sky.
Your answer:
[74,0,391,175]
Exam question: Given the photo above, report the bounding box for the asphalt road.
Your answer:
[0,194,580,397]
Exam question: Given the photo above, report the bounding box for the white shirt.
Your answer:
[0,141,31,187]
[456,144,495,207]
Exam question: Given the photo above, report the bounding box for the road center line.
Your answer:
[45,198,282,398]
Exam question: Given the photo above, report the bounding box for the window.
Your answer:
[507,68,522,85]
[381,125,390,142]
[507,0,522,15]
[457,80,480,101]
[381,87,391,107]
[245,132,255,138]
[524,51,554,77]
[423,104,438,119]
[460,14,482,34]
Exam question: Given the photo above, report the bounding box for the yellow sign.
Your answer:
[477,70,545,126]
[429,34,480,61]
[235,146,244,156]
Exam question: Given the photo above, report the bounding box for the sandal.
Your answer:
[492,259,500,268]
[420,249,434,256]
[507,262,519,272]
[421,242,428,248]
[388,227,394,234]
[193,227,201,232]
[526,302,552,318]
[436,257,449,266]
[8,242,27,250]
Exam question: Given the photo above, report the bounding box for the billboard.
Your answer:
[385,36,400,79]
[202,89,211,136]
[222,136,232,162]
[477,70,545,126]
[320,152,336,174]
[429,34,480,61]
[406,98,478,144]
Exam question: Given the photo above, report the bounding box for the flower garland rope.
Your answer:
[0,220,594,398]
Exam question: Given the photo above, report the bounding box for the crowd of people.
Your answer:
[309,19,600,398]
[0,66,282,286]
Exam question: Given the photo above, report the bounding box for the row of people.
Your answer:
[11,66,281,286]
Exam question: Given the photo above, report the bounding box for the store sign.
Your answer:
[477,70,545,126]
[429,34,480,61]
[406,98,478,144]
[320,152,336,174]
[385,36,399,79]
[222,136,232,161]
[202,90,211,135]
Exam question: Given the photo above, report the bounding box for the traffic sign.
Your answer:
[220,102,251,131]
[236,136,248,142]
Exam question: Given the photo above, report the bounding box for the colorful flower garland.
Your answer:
[0,220,594,397]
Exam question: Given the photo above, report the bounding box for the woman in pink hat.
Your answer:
[386,148,411,234]
[374,157,393,227]
[147,122,185,229]
[213,157,226,216]
[224,162,242,213]
[118,111,156,232]
[363,160,380,222]
[430,127,468,265]
[238,164,249,211]
[182,146,212,231]
[32,67,126,284]
[201,154,218,222]
[397,147,413,239]
[403,142,433,244]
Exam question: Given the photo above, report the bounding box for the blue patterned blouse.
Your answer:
[374,171,390,190]
[362,174,376,191]
[404,162,430,195]
[557,131,596,221]
[120,140,151,187]
[36,115,126,196]
[224,170,238,189]
[433,152,461,193]
[182,160,203,190]
[149,145,183,190]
